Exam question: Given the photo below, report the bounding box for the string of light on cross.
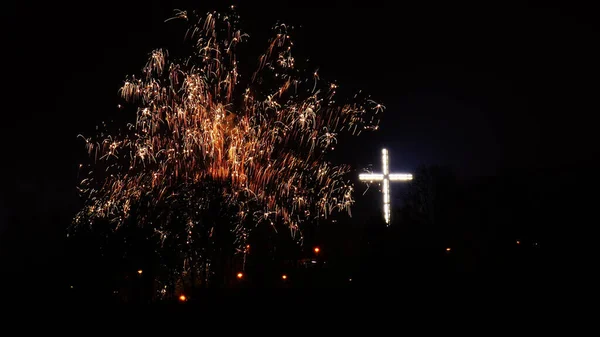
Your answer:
[358,149,412,225]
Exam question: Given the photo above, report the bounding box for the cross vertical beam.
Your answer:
[359,148,412,225]
[382,149,390,225]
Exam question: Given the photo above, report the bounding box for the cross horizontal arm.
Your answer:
[389,173,413,181]
[359,173,384,181]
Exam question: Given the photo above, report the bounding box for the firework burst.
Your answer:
[72,9,383,293]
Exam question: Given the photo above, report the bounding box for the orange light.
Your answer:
[516,240,520,245]
[137,269,143,274]
[314,247,320,253]
[237,272,243,279]
[446,247,451,252]
[179,294,187,302]
[282,274,287,280]
[246,245,250,249]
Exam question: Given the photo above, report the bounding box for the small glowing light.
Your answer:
[246,245,250,249]
[314,247,320,253]
[179,294,187,302]
[446,247,451,252]
[349,278,352,282]
[237,272,243,279]
[516,240,520,245]
[70,285,74,289]
[137,269,143,274]
[282,274,287,280]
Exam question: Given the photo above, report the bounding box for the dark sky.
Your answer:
[1,0,598,266]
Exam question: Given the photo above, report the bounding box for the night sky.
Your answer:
[1,0,598,286]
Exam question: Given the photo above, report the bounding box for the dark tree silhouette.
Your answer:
[403,165,458,228]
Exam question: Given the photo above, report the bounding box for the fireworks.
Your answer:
[72,9,383,290]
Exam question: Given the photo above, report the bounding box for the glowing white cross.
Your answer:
[359,148,412,225]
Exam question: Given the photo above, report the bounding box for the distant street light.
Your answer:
[237,272,244,279]
[179,294,187,302]
[137,269,143,275]
[445,247,451,252]
[282,274,287,280]
[314,247,320,254]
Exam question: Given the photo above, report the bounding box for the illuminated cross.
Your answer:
[359,148,412,225]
